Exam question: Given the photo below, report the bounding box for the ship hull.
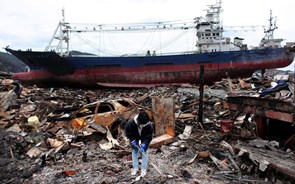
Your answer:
[6,47,294,88]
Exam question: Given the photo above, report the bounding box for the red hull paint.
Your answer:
[12,58,292,87]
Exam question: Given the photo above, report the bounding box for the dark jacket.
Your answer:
[125,115,153,146]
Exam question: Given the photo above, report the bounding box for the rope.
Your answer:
[71,23,196,56]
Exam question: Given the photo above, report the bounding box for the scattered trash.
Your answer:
[220,120,234,134]
[0,69,294,183]
[27,115,40,131]
[64,170,77,177]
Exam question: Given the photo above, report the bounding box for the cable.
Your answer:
[69,21,196,56]
[74,33,121,56]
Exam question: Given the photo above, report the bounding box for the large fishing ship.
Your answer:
[5,0,294,88]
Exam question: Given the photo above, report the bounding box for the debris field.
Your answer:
[0,69,294,184]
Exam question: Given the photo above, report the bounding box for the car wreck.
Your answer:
[70,98,140,135]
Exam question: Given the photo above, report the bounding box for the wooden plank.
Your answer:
[227,96,295,113]
[149,134,175,148]
[223,101,294,123]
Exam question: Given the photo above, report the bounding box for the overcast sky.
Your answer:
[0,0,294,70]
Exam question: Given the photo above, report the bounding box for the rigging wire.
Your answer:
[147,25,194,52]
[71,28,194,56]
[134,30,157,54]
[67,20,197,56]
[68,19,196,33]
[105,31,122,54]
[74,33,121,56]
[159,29,162,55]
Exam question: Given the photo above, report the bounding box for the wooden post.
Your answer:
[198,65,204,124]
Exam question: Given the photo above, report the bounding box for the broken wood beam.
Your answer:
[223,101,294,123]
[198,65,204,124]
[150,134,175,148]
[236,145,295,179]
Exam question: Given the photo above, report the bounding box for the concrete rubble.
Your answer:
[0,69,294,184]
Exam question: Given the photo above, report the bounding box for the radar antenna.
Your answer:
[264,10,278,40]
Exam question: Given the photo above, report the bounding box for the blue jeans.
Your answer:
[132,147,148,170]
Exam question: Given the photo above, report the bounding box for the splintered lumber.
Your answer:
[209,152,229,170]
[150,133,175,148]
[236,145,295,179]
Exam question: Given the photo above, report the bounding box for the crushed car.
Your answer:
[70,98,146,136]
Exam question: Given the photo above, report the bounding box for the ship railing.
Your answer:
[69,50,199,57]
[68,54,98,57]
[120,50,199,57]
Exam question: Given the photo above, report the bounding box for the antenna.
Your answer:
[62,8,65,23]
[264,10,278,40]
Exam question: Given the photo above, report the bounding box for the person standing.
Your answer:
[125,110,153,177]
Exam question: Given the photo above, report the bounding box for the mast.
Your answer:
[259,10,282,48]
[264,10,278,40]
[45,8,70,56]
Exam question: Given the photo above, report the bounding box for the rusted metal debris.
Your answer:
[71,98,139,132]
[151,97,175,136]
